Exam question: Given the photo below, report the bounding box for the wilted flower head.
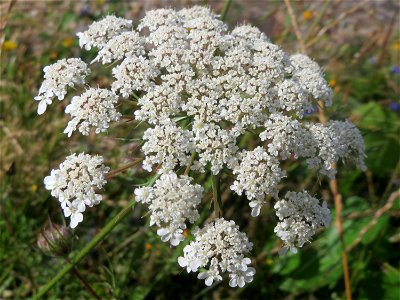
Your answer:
[37,222,72,257]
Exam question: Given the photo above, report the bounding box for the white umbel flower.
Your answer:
[274,191,330,254]
[77,15,132,50]
[35,7,367,288]
[231,147,286,216]
[134,172,203,246]
[141,120,194,173]
[307,120,367,178]
[231,24,269,44]
[192,121,239,175]
[134,83,183,124]
[92,31,145,64]
[111,56,159,97]
[34,58,90,115]
[44,153,109,228]
[178,6,216,20]
[290,54,333,106]
[275,79,312,117]
[64,88,121,137]
[138,8,180,32]
[260,114,315,159]
[178,218,255,288]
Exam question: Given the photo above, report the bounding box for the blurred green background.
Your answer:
[1,0,399,299]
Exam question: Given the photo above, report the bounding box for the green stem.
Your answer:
[33,201,136,299]
[211,174,223,218]
[220,0,232,21]
[184,152,197,176]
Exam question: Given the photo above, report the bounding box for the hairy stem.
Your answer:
[220,0,232,21]
[33,201,136,299]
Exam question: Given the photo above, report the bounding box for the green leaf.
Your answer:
[361,215,389,246]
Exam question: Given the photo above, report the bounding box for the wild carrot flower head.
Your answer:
[36,6,367,288]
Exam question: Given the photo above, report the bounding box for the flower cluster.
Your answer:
[36,6,367,288]
[141,119,194,173]
[64,88,121,137]
[34,58,90,115]
[76,15,132,50]
[134,172,203,246]
[231,147,286,216]
[44,153,109,228]
[178,218,255,287]
[306,121,367,178]
[274,191,330,254]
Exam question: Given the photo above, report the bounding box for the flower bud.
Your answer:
[37,222,72,257]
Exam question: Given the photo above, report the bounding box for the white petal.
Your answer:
[63,207,71,217]
[178,257,188,267]
[251,204,261,217]
[205,276,213,286]
[238,277,245,288]
[37,101,48,115]
[197,272,208,280]
[229,278,237,287]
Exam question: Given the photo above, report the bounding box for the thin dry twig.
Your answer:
[329,178,352,300]
[284,0,306,53]
[378,11,397,65]
[347,190,400,252]
[305,0,367,48]
[105,157,144,179]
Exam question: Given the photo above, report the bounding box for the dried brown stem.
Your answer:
[64,258,101,300]
[378,11,397,65]
[284,0,306,53]
[305,1,367,48]
[347,190,400,252]
[330,178,352,300]
[284,3,352,297]
[105,158,144,179]
[285,3,353,298]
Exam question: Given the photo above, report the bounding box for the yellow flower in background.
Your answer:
[30,184,38,193]
[96,0,106,6]
[392,40,400,51]
[2,40,17,51]
[302,10,314,22]
[329,78,337,88]
[61,37,74,48]
[265,258,273,265]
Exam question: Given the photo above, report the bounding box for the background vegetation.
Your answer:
[1,0,399,299]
